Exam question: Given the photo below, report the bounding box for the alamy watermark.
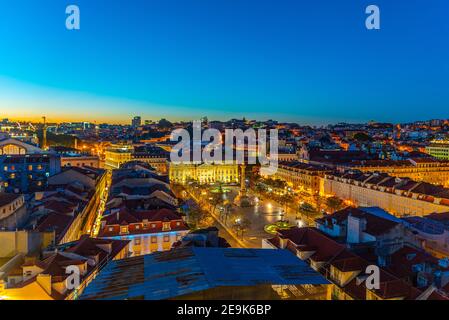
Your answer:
[365,265,380,290]
[170,120,279,175]
[65,4,380,31]
[66,265,80,290]
[66,5,80,30]
[366,5,380,30]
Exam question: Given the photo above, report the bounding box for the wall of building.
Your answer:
[0,205,28,230]
[268,166,323,194]
[61,156,100,168]
[426,144,449,160]
[106,230,189,256]
[322,177,449,216]
[169,163,239,185]
[0,230,54,258]
[349,164,449,187]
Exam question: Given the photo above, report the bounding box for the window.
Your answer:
[163,234,170,242]
[151,236,157,244]
[151,223,156,228]
[120,226,128,234]
[109,227,114,232]
[162,222,171,231]
[135,238,141,245]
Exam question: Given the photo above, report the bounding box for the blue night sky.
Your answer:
[0,0,448,124]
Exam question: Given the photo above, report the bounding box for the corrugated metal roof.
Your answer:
[80,247,328,300]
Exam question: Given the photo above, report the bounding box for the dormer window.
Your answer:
[120,226,128,234]
[162,222,171,231]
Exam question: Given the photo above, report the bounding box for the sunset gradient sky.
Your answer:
[0,0,448,125]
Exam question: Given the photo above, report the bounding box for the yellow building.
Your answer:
[105,144,168,173]
[169,162,239,185]
[104,145,132,169]
[263,161,328,194]
[340,158,449,187]
[426,140,449,160]
[0,237,129,300]
[98,208,190,256]
[322,171,449,217]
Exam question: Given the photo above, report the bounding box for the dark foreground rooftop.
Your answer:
[80,247,328,300]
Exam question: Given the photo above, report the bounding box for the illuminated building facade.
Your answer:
[426,141,449,160]
[339,158,449,187]
[169,162,239,185]
[263,161,329,194]
[0,138,61,193]
[105,144,168,173]
[322,171,449,217]
[98,207,190,256]
[104,145,132,169]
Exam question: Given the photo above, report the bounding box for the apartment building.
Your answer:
[322,171,449,216]
[34,166,107,244]
[0,236,129,300]
[169,162,239,185]
[98,207,189,256]
[339,158,449,187]
[263,227,449,300]
[426,140,449,160]
[263,161,329,194]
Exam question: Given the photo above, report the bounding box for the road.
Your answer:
[90,171,111,237]
[184,185,309,248]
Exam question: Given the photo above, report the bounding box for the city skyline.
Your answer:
[1,0,449,125]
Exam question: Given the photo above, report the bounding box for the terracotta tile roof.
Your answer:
[371,277,422,300]
[35,213,74,242]
[332,254,369,272]
[316,207,399,236]
[98,207,188,237]
[275,227,426,300]
[428,290,449,300]
[0,193,21,207]
[278,227,347,263]
[42,200,76,214]
[385,245,440,279]
[343,278,367,300]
